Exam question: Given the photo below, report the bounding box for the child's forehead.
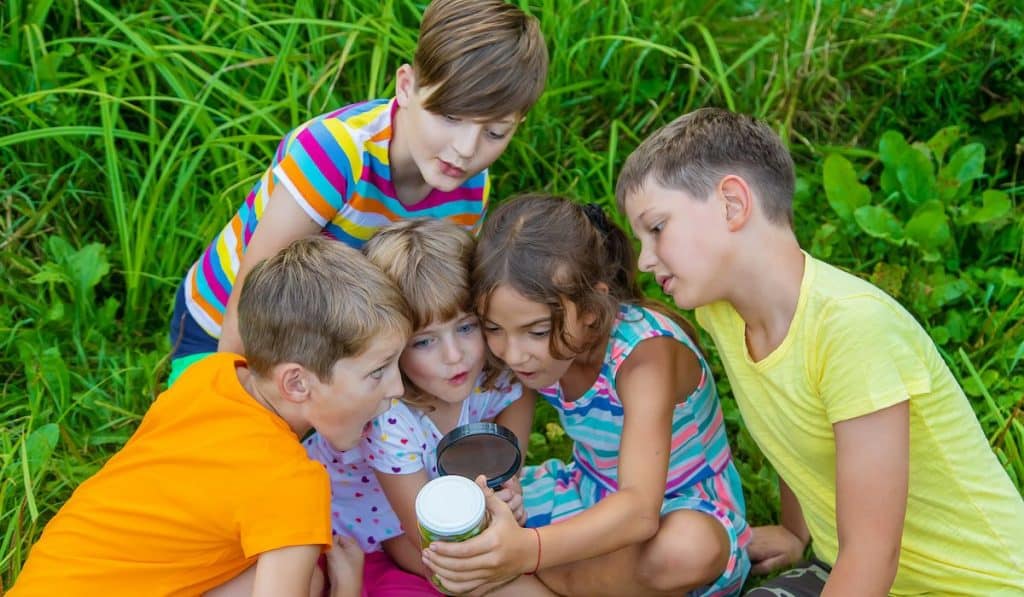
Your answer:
[345,330,407,364]
[484,285,551,321]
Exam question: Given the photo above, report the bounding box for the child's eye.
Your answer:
[457,322,479,334]
[411,337,434,349]
[442,114,460,123]
[528,329,551,338]
[485,129,508,140]
[369,366,386,380]
[482,324,501,335]
[649,221,665,235]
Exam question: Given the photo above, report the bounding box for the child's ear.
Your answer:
[718,175,754,232]
[394,64,416,107]
[276,363,312,404]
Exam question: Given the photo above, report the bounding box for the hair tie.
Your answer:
[582,203,611,236]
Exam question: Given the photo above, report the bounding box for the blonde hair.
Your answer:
[239,236,411,381]
[415,0,548,118]
[363,219,491,408]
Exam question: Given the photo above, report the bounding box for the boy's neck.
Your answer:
[389,106,433,206]
[726,230,805,363]
[236,364,309,438]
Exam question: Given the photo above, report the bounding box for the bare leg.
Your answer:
[538,510,730,597]
[478,573,561,597]
[203,561,325,597]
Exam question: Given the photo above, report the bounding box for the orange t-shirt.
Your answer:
[10,354,331,596]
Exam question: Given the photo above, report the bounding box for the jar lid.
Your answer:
[415,475,486,536]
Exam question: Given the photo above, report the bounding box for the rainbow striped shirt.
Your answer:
[184,99,490,336]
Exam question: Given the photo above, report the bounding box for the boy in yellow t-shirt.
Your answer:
[617,108,1024,595]
[11,237,411,597]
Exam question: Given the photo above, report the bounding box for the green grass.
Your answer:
[2,0,1023,587]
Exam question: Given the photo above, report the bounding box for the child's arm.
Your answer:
[423,337,701,592]
[376,468,435,577]
[494,387,537,456]
[218,184,321,353]
[494,388,538,525]
[824,401,909,596]
[749,478,811,574]
[251,544,321,597]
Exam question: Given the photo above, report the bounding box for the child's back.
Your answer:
[12,354,331,594]
[12,237,412,595]
[700,254,1024,593]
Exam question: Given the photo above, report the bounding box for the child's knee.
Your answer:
[637,511,730,592]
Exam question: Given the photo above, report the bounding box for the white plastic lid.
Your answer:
[415,475,486,536]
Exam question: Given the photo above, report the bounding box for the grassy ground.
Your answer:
[2,0,1022,587]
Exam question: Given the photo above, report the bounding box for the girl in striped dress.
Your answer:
[422,194,751,597]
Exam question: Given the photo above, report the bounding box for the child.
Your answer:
[304,219,541,595]
[616,108,1024,595]
[168,0,548,382]
[423,195,751,596]
[10,237,411,597]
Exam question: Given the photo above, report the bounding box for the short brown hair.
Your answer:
[239,236,411,380]
[616,108,796,226]
[415,0,548,118]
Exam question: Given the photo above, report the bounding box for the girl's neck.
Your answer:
[423,396,464,435]
[559,332,609,401]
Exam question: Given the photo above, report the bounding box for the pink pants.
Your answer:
[362,551,442,596]
[320,549,441,596]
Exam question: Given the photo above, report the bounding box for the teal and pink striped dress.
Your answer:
[181,98,489,338]
[521,304,751,596]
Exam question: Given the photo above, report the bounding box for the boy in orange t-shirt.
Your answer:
[11,237,411,597]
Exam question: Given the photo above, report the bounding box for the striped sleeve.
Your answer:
[271,119,362,225]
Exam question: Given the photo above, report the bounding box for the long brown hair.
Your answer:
[472,194,697,359]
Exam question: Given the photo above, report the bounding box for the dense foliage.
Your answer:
[2,0,1021,585]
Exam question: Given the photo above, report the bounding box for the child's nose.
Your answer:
[441,337,463,364]
[451,125,480,159]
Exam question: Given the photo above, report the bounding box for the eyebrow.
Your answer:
[486,316,550,329]
[372,351,401,369]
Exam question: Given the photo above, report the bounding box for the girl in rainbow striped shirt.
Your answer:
[422,195,751,596]
[168,0,547,383]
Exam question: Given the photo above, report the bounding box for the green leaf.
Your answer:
[879,131,936,204]
[905,200,951,260]
[940,143,985,200]
[927,126,960,164]
[965,190,1011,225]
[854,206,904,243]
[899,144,936,204]
[26,424,60,477]
[823,154,871,222]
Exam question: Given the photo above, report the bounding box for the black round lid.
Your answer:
[435,422,522,489]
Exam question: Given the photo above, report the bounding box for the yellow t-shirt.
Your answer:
[697,253,1024,595]
[10,353,332,596]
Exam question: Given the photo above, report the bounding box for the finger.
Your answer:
[423,545,497,574]
[750,554,785,576]
[494,488,514,502]
[422,554,495,582]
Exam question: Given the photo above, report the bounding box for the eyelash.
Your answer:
[441,115,507,140]
[370,366,386,380]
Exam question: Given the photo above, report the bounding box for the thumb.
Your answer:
[477,475,515,522]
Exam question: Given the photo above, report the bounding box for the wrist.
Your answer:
[520,527,542,575]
